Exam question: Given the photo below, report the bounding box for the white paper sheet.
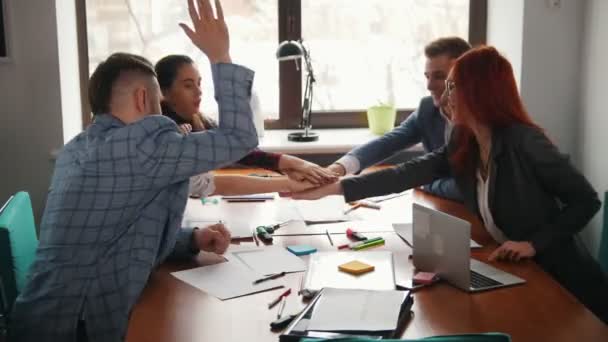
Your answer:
[227,246,307,275]
[274,220,394,236]
[308,288,407,331]
[364,190,411,203]
[304,251,395,293]
[393,223,482,248]
[292,195,348,222]
[172,260,282,300]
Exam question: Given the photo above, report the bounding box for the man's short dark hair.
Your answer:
[424,37,472,59]
[88,52,157,115]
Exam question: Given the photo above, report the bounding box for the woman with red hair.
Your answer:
[293,46,608,323]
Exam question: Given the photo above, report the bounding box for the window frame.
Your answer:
[76,0,486,129]
[269,0,487,129]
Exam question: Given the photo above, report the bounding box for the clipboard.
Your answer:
[279,288,414,342]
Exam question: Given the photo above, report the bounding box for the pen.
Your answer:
[253,272,286,285]
[268,288,291,309]
[325,229,334,246]
[348,236,383,249]
[343,203,362,215]
[298,274,304,295]
[353,238,385,251]
[277,296,287,319]
[358,201,381,210]
[226,198,267,203]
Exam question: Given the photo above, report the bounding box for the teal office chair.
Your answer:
[599,191,608,273]
[0,192,39,333]
[302,333,511,342]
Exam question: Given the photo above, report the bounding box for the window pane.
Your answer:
[302,0,469,111]
[86,0,278,120]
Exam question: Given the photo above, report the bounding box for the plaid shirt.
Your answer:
[10,64,257,342]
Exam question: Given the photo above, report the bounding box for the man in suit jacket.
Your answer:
[9,1,257,341]
[328,37,471,201]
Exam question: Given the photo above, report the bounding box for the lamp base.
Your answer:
[287,131,319,142]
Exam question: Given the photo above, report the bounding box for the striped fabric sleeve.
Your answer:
[135,64,259,187]
[167,228,199,261]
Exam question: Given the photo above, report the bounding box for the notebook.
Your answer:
[280,288,413,342]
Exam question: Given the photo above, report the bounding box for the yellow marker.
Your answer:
[338,260,375,275]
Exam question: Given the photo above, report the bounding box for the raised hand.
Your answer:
[180,0,231,64]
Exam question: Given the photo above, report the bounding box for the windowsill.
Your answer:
[259,128,423,155]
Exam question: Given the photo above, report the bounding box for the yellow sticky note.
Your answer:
[338,260,375,275]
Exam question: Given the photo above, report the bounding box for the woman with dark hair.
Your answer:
[292,46,608,323]
[155,55,337,197]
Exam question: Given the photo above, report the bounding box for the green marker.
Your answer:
[348,236,383,249]
[353,238,385,251]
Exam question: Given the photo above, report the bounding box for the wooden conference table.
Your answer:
[126,169,607,342]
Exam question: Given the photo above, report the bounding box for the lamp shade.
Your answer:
[276,40,304,61]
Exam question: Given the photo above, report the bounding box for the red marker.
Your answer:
[268,288,292,309]
[346,228,367,241]
[337,243,350,250]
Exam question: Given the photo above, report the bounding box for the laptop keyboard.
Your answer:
[470,270,503,289]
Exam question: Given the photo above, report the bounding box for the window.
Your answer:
[79,0,486,128]
[84,0,279,123]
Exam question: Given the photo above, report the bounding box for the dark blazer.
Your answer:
[343,124,600,253]
[342,124,608,323]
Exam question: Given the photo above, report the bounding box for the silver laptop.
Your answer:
[412,203,525,292]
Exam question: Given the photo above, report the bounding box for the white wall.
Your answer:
[486,0,524,89]
[579,0,608,256]
[0,0,65,222]
[56,0,83,143]
[519,0,585,156]
[487,0,585,160]
[488,0,585,156]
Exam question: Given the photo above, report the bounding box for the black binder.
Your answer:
[279,288,414,342]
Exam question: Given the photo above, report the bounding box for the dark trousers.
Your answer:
[535,236,608,324]
[77,320,88,342]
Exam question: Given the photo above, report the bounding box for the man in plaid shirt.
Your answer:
[9,1,256,340]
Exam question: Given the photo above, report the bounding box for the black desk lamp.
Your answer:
[276,39,319,142]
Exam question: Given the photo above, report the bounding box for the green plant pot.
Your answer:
[367,105,396,135]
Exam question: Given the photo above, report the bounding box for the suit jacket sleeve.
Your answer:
[348,108,423,171]
[520,128,601,253]
[341,145,451,202]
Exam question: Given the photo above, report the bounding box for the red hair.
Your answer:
[449,46,542,171]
